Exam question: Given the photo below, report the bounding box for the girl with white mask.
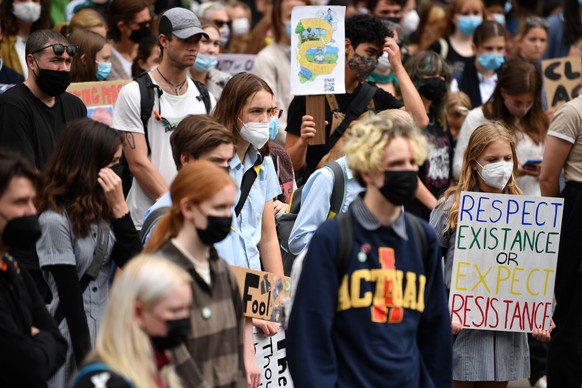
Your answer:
[0,0,50,78]
[430,122,553,388]
[189,20,232,100]
[453,59,549,196]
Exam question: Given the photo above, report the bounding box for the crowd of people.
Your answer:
[0,0,580,387]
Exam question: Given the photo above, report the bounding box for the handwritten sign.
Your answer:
[449,192,563,332]
[541,56,582,108]
[230,266,291,323]
[254,326,293,387]
[67,80,129,107]
[290,6,345,95]
[217,54,256,75]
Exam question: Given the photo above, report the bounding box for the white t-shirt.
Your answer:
[112,74,216,228]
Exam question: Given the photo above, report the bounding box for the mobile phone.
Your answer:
[522,159,542,169]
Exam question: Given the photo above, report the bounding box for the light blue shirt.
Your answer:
[215,148,281,270]
[141,191,173,245]
[288,156,364,255]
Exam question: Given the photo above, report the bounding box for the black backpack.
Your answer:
[119,72,212,196]
[277,160,346,276]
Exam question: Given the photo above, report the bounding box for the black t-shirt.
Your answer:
[428,37,473,75]
[0,83,87,170]
[287,82,402,180]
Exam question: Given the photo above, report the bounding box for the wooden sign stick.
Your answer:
[306,94,326,145]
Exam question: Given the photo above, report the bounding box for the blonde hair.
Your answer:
[87,255,191,388]
[439,122,522,231]
[447,92,472,119]
[344,110,428,185]
[70,8,107,32]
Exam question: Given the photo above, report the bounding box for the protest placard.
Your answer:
[67,80,129,107]
[541,56,581,108]
[449,192,563,332]
[290,6,346,144]
[217,54,256,75]
[253,326,293,387]
[230,266,291,323]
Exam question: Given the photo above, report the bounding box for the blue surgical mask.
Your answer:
[96,61,111,81]
[269,117,279,140]
[477,53,505,71]
[193,53,218,73]
[285,22,292,39]
[491,13,505,26]
[457,15,482,36]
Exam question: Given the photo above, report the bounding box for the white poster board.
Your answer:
[217,54,256,75]
[254,325,293,387]
[449,192,563,332]
[290,6,345,95]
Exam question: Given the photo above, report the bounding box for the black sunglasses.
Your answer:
[212,19,231,29]
[31,43,78,57]
[525,16,549,29]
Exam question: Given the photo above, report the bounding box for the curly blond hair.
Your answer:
[344,110,428,185]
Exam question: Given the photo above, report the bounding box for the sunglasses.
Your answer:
[212,19,231,29]
[31,43,78,57]
[525,16,549,29]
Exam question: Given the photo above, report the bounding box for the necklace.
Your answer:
[157,68,187,95]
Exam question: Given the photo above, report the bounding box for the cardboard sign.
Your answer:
[541,56,582,108]
[67,80,129,107]
[230,266,291,323]
[449,192,563,333]
[217,54,256,75]
[253,326,293,387]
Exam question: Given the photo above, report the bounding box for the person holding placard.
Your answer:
[430,122,553,388]
[539,95,582,387]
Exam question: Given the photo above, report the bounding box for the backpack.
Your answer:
[277,160,346,276]
[119,72,212,196]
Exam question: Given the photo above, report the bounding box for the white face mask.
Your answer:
[401,9,420,37]
[376,52,391,71]
[476,161,513,190]
[239,119,270,149]
[231,18,250,36]
[12,2,41,24]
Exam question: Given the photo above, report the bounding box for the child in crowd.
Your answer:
[446,91,471,147]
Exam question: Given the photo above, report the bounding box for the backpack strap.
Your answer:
[235,154,263,217]
[140,206,170,245]
[325,161,347,219]
[192,79,212,114]
[325,94,340,112]
[405,213,428,267]
[335,212,354,284]
[134,72,162,155]
[323,82,377,159]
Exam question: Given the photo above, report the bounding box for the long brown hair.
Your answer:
[438,122,522,231]
[0,0,51,36]
[68,29,107,82]
[36,118,123,237]
[144,161,235,253]
[482,58,548,145]
[107,0,149,41]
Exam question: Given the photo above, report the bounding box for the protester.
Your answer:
[0,21,25,84]
[131,34,160,77]
[451,20,506,109]
[142,114,235,244]
[144,161,249,388]
[430,122,553,388]
[113,7,215,230]
[446,91,472,148]
[367,0,406,22]
[36,118,142,388]
[69,8,108,37]
[68,29,111,82]
[189,20,232,100]
[285,14,428,184]
[453,59,548,196]
[404,51,453,221]
[543,0,582,59]
[428,0,486,73]
[539,95,582,387]
[0,0,51,78]
[251,0,308,144]
[287,113,452,387]
[408,3,446,55]
[514,16,548,64]
[73,256,192,388]
[226,1,252,54]
[0,150,67,388]
[196,2,231,50]
[107,0,151,80]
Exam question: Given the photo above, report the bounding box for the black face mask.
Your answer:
[379,170,418,206]
[110,163,124,179]
[384,16,401,24]
[418,77,447,102]
[150,317,191,352]
[129,26,152,44]
[1,214,42,250]
[35,68,72,97]
[197,215,232,246]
